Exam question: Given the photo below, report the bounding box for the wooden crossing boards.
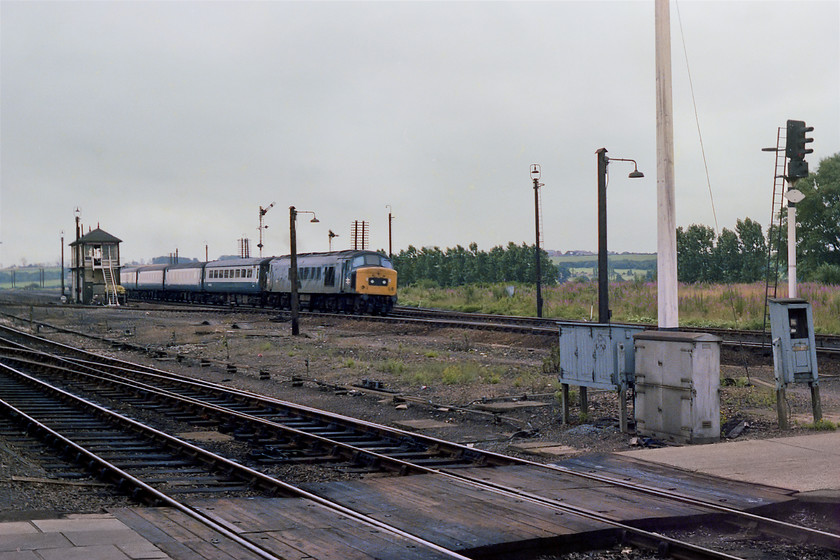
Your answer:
[112,457,798,560]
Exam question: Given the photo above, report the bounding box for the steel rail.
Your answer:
[3,353,745,560]
[2,352,482,472]
[544,465,840,551]
[2,324,838,557]
[5,349,830,560]
[0,362,473,560]
[50,352,840,555]
[3,328,838,546]
[4,305,840,357]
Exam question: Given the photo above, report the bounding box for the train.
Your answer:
[119,249,397,314]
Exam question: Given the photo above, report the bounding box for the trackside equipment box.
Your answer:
[768,298,818,386]
[556,322,644,390]
[634,331,721,444]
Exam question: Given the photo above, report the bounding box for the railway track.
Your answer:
[4,296,839,358]
[0,357,471,560]
[0,323,837,559]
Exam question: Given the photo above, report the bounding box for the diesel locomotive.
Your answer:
[119,250,397,314]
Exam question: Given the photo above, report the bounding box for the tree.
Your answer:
[795,153,840,277]
[677,224,716,282]
[735,217,766,282]
[714,228,740,282]
[392,242,558,287]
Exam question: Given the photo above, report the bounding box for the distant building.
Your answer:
[69,227,122,304]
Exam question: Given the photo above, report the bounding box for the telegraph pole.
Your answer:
[387,205,394,259]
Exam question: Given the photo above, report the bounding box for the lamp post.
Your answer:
[530,165,544,317]
[596,148,644,324]
[289,206,319,336]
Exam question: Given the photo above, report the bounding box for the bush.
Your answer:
[811,263,840,285]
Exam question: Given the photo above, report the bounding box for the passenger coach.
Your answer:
[119,249,397,314]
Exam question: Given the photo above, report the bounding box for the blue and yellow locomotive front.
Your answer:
[346,251,397,314]
[266,250,397,314]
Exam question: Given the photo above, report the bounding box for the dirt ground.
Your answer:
[14,303,840,457]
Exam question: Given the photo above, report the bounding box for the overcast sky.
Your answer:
[1,0,838,267]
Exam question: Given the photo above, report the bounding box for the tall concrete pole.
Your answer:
[787,204,797,298]
[655,0,679,329]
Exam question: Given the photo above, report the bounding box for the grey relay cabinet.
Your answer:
[634,331,721,444]
[556,322,644,432]
[768,298,821,428]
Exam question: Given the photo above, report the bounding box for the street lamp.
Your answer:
[596,148,644,323]
[289,206,319,335]
[530,164,544,317]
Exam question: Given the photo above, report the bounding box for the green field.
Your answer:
[400,280,840,334]
[551,253,656,281]
[0,267,63,290]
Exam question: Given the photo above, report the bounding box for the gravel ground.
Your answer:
[1,299,838,558]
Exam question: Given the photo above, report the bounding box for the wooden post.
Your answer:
[776,386,789,430]
[560,383,570,424]
[580,387,589,418]
[811,383,822,423]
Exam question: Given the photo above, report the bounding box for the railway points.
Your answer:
[0,295,838,559]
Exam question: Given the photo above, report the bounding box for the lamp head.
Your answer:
[628,169,644,178]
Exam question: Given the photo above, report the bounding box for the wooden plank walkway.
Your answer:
[112,459,799,560]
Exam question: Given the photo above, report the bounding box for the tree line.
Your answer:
[676,217,766,283]
[391,153,840,287]
[391,242,558,287]
[677,152,840,285]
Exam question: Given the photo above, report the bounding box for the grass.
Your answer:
[801,419,838,431]
[400,281,840,334]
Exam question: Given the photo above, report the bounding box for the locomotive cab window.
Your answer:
[352,254,393,269]
[324,266,335,287]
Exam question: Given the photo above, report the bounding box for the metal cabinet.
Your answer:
[557,322,644,390]
[768,298,821,427]
[634,331,721,444]
[769,298,818,385]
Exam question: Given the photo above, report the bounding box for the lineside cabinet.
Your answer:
[634,331,721,444]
